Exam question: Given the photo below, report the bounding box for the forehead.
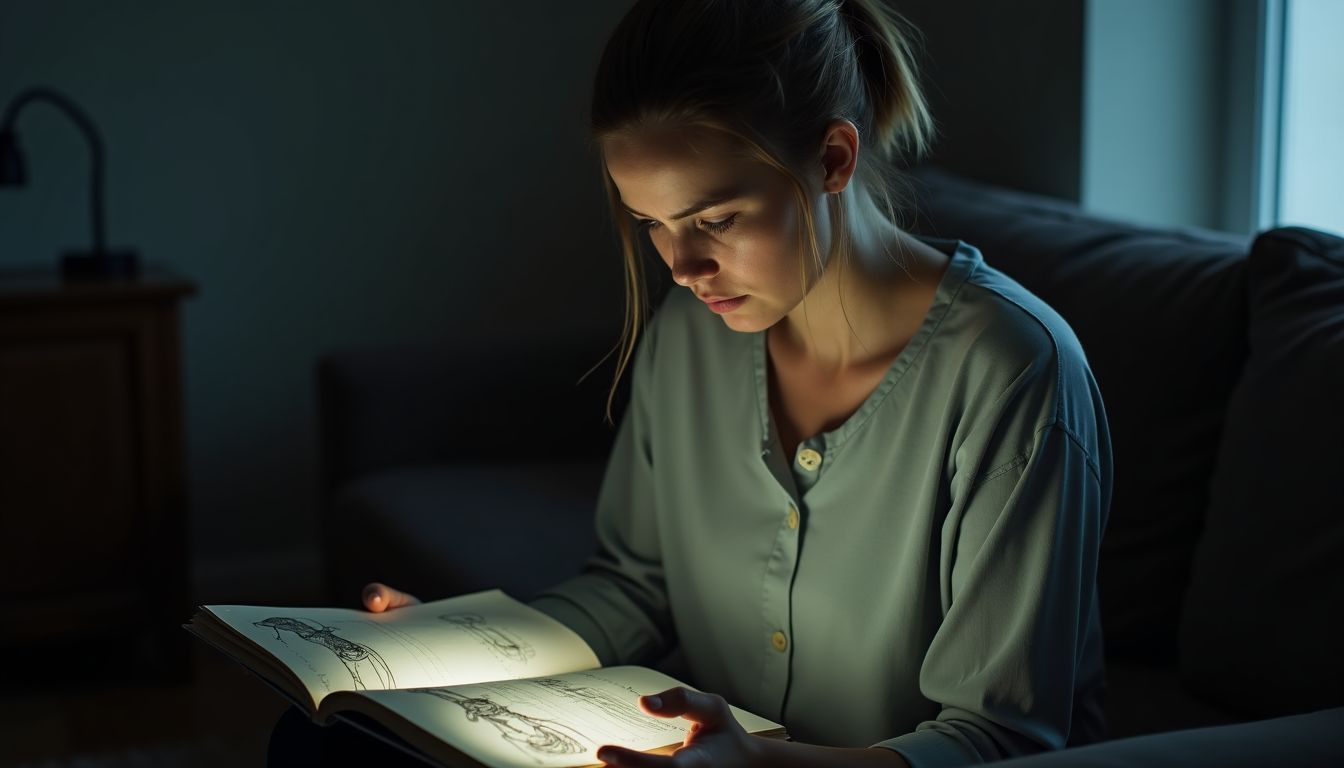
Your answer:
[601,125,771,203]
[602,124,745,170]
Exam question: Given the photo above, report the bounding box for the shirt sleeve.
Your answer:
[872,409,1109,767]
[527,314,674,668]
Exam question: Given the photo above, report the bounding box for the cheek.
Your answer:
[752,197,803,269]
[733,232,796,281]
[738,212,803,279]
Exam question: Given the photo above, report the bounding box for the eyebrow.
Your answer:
[620,185,748,222]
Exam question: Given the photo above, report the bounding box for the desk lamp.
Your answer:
[0,86,138,279]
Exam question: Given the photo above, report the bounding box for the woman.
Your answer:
[364,0,1112,766]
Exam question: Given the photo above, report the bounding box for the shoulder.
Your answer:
[957,244,1095,414]
[938,242,1108,466]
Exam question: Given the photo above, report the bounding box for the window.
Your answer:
[1264,0,1344,236]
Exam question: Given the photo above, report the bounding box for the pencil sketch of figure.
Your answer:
[254,617,395,690]
[440,613,536,664]
[534,677,666,731]
[418,688,587,761]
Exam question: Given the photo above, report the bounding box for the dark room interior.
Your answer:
[2,1,1341,766]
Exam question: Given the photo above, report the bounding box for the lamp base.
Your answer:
[61,250,139,280]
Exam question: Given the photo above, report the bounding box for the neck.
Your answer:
[773,191,948,371]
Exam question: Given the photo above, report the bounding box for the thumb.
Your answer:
[638,687,731,725]
[362,582,422,612]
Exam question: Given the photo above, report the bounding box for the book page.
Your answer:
[201,589,600,704]
[340,666,784,768]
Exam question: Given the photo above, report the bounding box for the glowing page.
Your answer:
[338,666,784,768]
[200,589,601,704]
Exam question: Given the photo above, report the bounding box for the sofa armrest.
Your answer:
[983,706,1344,767]
[315,339,628,603]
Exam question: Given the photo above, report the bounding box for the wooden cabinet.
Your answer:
[0,268,195,681]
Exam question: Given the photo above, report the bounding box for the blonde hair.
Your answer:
[588,0,934,423]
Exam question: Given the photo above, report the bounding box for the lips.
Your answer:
[698,294,741,303]
[702,295,747,314]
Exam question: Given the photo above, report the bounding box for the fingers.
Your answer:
[361,582,422,612]
[637,687,730,725]
[596,744,673,768]
[601,689,734,766]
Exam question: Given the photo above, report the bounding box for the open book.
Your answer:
[186,589,787,767]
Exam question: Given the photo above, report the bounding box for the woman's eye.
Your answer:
[634,213,738,235]
[701,213,738,234]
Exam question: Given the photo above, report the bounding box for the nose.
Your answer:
[666,240,720,287]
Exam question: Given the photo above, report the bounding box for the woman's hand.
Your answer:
[596,687,761,768]
[361,581,422,613]
[595,687,911,768]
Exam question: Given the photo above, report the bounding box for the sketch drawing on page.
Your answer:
[254,617,395,690]
[533,677,678,734]
[440,613,537,664]
[417,688,589,761]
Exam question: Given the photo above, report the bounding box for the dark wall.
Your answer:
[1,0,1107,597]
[898,0,1086,200]
[0,1,631,582]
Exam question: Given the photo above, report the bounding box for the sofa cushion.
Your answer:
[908,166,1249,662]
[325,460,605,605]
[1180,226,1344,718]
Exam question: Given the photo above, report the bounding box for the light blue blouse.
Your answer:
[531,236,1112,767]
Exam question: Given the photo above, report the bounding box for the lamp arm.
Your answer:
[2,87,107,254]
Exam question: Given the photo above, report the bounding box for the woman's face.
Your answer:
[602,125,826,333]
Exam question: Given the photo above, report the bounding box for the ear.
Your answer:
[819,119,860,195]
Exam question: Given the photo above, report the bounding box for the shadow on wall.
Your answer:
[0,0,633,604]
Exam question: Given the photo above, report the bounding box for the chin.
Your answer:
[717,311,773,334]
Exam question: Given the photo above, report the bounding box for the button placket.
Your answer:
[758,492,800,714]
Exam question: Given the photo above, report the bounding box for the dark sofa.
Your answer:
[316,167,1344,763]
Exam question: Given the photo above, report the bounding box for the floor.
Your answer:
[4,554,325,768]
[4,640,291,768]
